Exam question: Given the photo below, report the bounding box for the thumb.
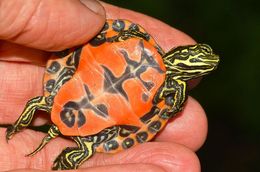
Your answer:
[0,0,105,51]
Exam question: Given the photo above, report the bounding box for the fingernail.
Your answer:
[80,0,105,15]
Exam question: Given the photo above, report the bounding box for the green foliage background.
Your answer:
[105,0,260,171]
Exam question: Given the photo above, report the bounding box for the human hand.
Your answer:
[0,1,207,171]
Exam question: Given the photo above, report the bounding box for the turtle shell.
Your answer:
[50,20,166,136]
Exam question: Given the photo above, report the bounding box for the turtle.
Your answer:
[6,19,219,170]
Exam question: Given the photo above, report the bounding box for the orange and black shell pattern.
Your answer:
[47,19,167,136]
[6,18,219,170]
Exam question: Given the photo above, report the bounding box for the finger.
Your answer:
[0,0,105,51]
[0,128,200,172]
[155,96,208,151]
[7,164,165,172]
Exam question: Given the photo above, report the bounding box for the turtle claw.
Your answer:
[26,146,41,157]
[26,150,38,157]
[5,125,16,142]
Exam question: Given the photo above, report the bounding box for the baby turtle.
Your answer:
[6,19,219,170]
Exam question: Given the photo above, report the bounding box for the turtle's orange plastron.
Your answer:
[51,37,166,136]
[6,19,219,170]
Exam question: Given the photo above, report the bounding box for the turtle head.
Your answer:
[163,44,219,81]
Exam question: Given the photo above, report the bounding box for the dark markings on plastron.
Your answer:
[60,84,110,127]
[101,39,165,102]
[135,65,155,91]
[66,47,82,68]
[140,106,160,123]
[84,84,94,101]
[122,138,135,149]
[89,32,107,47]
[129,23,140,32]
[102,65,131,101]
[112,19,125,32]
[148,120,162,133]
[142,33,151,42]
[60,101,81,128]
[45,79,56,93]
[119,125,139,137]
[155,45,165,56]
[96,104,108,117]
[47,61,61,74]
[139,40,164,74]
[77,110,86,127]
[60,109,76,128]
[119,40,164,91]
[103,140,119,152]
[101,21,109,32]
[136,131,148,143]
[106,30,145,43]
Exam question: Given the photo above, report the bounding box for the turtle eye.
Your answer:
[189,58,202,63]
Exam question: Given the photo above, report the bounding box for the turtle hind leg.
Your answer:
[26,125,60,156]
[52,136,95,170]
[6,96,50,141]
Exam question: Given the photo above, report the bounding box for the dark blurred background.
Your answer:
[106,0,260,171]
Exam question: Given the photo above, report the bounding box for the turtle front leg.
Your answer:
[6,96,50,141]
[52,136,95,170]
[156,77,187,117]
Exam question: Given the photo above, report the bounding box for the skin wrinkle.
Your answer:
[144,143,200,172]
[129,143,183,169]
[0,1,22,38]
[47,2,67,49]
[29,1,52,49]
[12,1,41,42]
[19,1,53,48]
[61,4,84,43]
[3,1,41,41]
